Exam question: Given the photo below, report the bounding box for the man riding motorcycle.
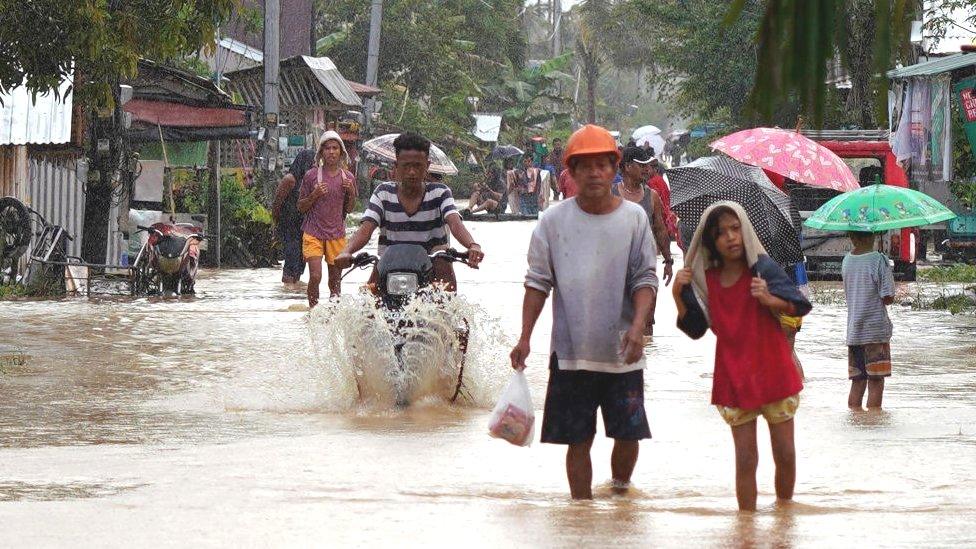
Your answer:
[334,132,484,285]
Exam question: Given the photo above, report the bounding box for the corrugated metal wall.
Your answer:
[27,152,85,258]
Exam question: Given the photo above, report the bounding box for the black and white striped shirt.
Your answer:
[362,182,460,253]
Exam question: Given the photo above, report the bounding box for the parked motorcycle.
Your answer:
[135,223,205,296]
[342,244,475,405]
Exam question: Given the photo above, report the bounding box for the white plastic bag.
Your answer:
[488,370,535,447]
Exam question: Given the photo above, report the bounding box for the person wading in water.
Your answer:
[334,132,484,289]
[272,148,316,285]
[613,146,674,339]
[511,125,657,500]
[297,131,357,307]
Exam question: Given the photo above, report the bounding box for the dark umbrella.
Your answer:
[668,156,803,267]
[490,145,524,160]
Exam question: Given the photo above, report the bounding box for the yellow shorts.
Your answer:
[779,314,803,332]
[717,394,800,427]
[302,233,346,265]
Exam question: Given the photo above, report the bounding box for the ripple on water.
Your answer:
[0,480,146,501]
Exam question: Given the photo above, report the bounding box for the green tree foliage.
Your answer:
[0,0,236,107]
[596,0,853,129]
[315,0,528,145]
[621,0,767,125]
[173,169,276,267]
[316,0,525,99]
[481,54,575,140]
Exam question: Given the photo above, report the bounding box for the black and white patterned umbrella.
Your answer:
[667,156,803,267]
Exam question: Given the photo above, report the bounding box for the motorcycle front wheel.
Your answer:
[160,273,180,295]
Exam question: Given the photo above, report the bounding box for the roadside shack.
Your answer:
[888,51,976,259]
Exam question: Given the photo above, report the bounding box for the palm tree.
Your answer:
[481,54,576,140]
[574,0,617,124]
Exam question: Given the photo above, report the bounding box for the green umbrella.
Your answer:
[803,184,957,232]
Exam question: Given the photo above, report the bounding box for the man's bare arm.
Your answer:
[297,184,321,214]
[621,286,655,363]
[510,287,548,370]
[649,190,671,256]
[445,214,478,249]
[343,219,377,255]
[272,174,296,223]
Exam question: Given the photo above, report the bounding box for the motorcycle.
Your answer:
[342,244,476,406]
[135,222,205,296]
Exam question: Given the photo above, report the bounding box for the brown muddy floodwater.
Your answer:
[1,220,975,547]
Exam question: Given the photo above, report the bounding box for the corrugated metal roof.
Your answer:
[887,53,976,79]
[300,56,362,107]
[218,37,264,63]
[224,55,363,109]
[0,75,74,145]
[346,80,382,97]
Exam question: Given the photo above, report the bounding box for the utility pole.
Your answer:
[262,0,281,198]
[364,0,383,133]
[209,26,223,268]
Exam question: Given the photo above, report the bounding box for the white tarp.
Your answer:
[472,114,502,143]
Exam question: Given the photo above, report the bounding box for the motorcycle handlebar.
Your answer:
[344,248,472,274]
[431,248,473,266]
[352,252,378,268]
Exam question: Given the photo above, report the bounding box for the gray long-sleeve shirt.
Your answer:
[525,198,658,373]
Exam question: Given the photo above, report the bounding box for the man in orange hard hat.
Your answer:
[510,124,658,500]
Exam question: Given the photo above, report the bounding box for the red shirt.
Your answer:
[706,268,802,409]
[558,169,577,198]
[647,173,677,236]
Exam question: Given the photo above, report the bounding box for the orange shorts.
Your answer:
[302,233,346,265]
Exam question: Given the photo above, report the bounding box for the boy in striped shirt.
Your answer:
[842,231,896,410]
[334,132,484,289]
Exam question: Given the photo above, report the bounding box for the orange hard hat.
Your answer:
[562,124,621,166]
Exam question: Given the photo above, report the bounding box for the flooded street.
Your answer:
[2,220,975,547]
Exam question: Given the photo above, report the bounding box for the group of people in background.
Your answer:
[273,131,485,308]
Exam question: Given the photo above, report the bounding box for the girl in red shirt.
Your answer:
[672,202,810,511]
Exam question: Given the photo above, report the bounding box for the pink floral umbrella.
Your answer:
[710,127,859,192]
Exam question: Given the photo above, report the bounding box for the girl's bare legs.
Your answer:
[768,419,796,501]
[731,420,759,511]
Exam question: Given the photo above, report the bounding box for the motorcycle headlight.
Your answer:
[386,273,418,296]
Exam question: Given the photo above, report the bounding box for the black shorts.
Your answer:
[540,354,651,444]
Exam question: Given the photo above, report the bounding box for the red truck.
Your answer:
[792,131,918,280]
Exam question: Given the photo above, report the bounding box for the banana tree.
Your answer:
[482,53,576,140]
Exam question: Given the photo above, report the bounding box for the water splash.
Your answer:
[305,287,510,410]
